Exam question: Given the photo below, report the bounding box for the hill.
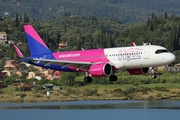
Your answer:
[1,13,180,65]
[1,0,180,24]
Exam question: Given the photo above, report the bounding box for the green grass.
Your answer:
[141,83,180,88]
[76,83,180,89]
[74,76,84,82]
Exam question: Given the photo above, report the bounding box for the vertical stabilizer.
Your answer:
[24,25,52,56]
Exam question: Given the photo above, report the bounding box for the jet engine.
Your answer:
[127,68,149,75]
[89,63,112,77]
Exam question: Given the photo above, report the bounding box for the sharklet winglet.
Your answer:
[14,45,23,58]
[132,42,136,46]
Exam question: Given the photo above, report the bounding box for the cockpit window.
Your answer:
[155,49,169,54]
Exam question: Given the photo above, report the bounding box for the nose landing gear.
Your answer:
[150,67,157,78]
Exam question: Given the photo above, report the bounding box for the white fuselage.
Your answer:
[104,45,175,69]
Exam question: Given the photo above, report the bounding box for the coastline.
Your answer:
[1,84,180,103]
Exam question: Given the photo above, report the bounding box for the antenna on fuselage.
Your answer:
[81,48,84,51]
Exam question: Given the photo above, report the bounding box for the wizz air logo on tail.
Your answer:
[118,48,143,61]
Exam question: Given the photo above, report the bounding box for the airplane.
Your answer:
[14,25,176,83]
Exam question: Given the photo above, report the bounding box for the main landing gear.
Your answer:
[84,75,117,83]
[83,71,118,83]
[84,71,93,83]
[84,76,92,83]
[109,75,117,81]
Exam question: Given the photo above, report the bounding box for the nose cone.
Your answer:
[167,53,176,64]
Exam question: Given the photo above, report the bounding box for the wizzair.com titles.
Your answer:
[59,53,80,58]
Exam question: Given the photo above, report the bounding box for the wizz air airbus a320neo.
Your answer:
[14,25,176,83]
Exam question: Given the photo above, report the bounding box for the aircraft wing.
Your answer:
[27,58,123,71]
[32,58,93,65]
[25,58,105,71]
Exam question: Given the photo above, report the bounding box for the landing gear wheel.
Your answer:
[84,76,92,83]
[109,75,117,81]
[150,67,157,79]
[151,74,157,79]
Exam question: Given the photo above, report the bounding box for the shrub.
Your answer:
[142,91,148,94]
[104,89,108,93]
[109,90,113,94]
[65,87,77,94]
[40,90,47,94]
[113,88,123,93]
[136,86,151,93]
[148,95,154,101]
[83,88,99,96]
[127,95,134,100]
[156,93,162,97]
[124,86,136,94]
[0,90,4,94]
[33,93,41,98]
[112,93,121,97]
[153,87,169,92]
[19,86,30,91]
[112,92,126,97]
[20,93,27,99]
[113,88,127,96]
[34,86,44,93]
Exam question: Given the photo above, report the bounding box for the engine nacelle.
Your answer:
[127,68,149,75]
[90,63,112,77]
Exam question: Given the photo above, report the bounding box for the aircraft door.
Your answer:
[144,47,150,59]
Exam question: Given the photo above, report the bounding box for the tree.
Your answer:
[165,12,167,19]
[24,12,27,23]
[146,17,150,27]
[93,31,101,48]
[32,17,35,23]
[15,12,19,27]
[77,38,81,50]
[27,16,29,22]
[151,12,154,20]
[153,15,158,31]
[3,76,16,85]
[20,93,27,102]
[89,34,93,49]
[13,51,18,59]
[20,14,22,22]
[64,23,67,33]
[60,72,77,87]
[74,27,81,34]
[100,30,104,47]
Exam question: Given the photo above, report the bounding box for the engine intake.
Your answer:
[90,63,112,77]
[127,68,149,75]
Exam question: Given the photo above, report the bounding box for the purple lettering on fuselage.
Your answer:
[118,48,143,61]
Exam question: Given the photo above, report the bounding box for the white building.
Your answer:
[0,32,8,44]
